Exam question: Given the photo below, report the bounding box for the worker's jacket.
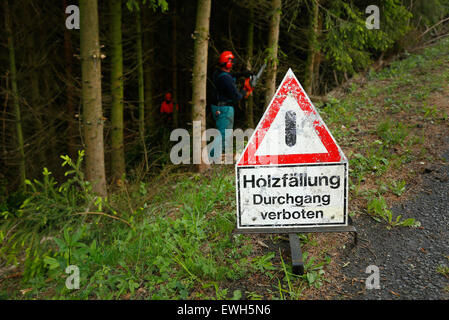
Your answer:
[160,101,179,114]
[212,69,246,106]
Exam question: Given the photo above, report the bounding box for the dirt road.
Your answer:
[335,137,449,299]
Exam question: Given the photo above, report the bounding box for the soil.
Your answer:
[332,137,449,299]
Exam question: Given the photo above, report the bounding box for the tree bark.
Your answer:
[304,0,319,95]
[265,0,281,109]
[143,6,155,132]
[136,9,149,171]
[63,0,77,160]
[191,0,211,172]
[109,0,126,182]
[5,0,26,189]
[79,0,107,197]
[172,0,179,129]
[312,9,323,94]
[246,8,255,128]
[24,5,47,167]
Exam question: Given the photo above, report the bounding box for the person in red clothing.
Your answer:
[160,92,179,123]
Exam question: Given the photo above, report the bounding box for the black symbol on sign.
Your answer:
[285,111,296,147]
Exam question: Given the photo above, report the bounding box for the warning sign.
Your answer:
[237,163,347,228]
[235,69,348,230]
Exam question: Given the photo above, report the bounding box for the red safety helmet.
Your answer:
[219,51,234,70]
[165,92,172,101]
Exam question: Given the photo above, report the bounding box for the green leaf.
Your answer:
[231,290,242,300]
[54,238,67,251]
[44,256,60,270]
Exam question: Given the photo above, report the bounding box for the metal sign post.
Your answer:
[234,69,357,275]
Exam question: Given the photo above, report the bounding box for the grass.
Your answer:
[1,153,330,300]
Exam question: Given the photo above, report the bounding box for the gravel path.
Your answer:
[336,139,449,300]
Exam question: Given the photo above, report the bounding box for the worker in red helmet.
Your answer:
[160,92,179,123]
[210,51,253,162]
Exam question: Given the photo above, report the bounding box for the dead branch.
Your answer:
[73,212,131,227]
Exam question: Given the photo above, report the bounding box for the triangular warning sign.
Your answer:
[237,69,346,166]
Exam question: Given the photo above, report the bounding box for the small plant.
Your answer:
[251,252,276,274]
[277,249,303,300]
[349,152,389,180]
[376,120,409,147]
[245,291,263,300]
[301,252,329,289]
[367,195,420,229]
[436,256,449,279]
[0,151,95,282]
[389,180,406,196]
[422,104,438,119]
[436,265,449,279]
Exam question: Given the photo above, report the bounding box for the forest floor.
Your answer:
[334,138,449,299]
[1,38,448,300]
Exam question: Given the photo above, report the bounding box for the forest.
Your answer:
[1,0,449,300]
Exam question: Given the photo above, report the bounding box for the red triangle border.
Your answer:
[237,70,345,166]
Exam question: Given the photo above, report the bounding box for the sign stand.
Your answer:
[234,69,357,275]
[289,233,304,275]
[233,223,357,275]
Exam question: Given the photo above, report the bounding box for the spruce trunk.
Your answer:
[63,0,77,160]
[191,0,211,172]
[109,0,126,182]
[5,0,26,189]
[265,0,281,109]
[143,7,155,132]
[136,10,149,171]
[305,0,319,95]
[246,9,255,128]
[172,0,179,129]
[79,0,107,197]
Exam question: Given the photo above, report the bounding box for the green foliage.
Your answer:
[367,195,420,229]
[409,0,449,26]
[301,252,329,289]
[322,0,411,74]
[251,252,276,274]
[436,256,449,279]
[126,0,168,12]
[389,180,406,196]
[376,120,409,147]
[0,151,96,282]
[245,291,263,300]
[349,151,389,181]
[277,249,303,300]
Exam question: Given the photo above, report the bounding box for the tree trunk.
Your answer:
[109,0,126,182]
[304,0,319,95]
[24,5,47,167]
[265,0,281,108]
[5,0,26,189]
[63,0,77,160]
[172,0,179,129]
[191,0,211,172]
[143,7,155,133]
[246,8,255,128]
[79,0,107,197]
[312,9,323,94]
[136,9,149,171]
